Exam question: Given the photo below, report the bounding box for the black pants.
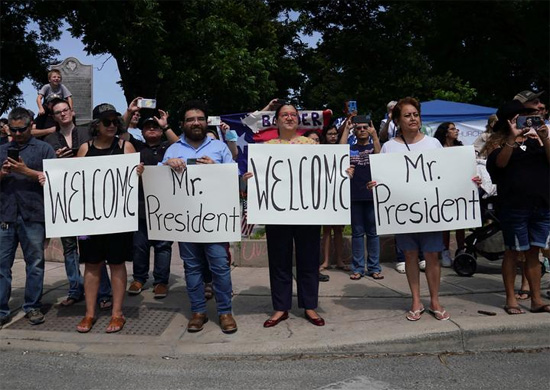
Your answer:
[265,224,321,311]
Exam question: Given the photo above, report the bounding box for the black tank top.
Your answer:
[85,137,125,157]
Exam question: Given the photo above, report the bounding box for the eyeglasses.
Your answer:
[53,107,71,116]
[280,112,298,119]
[8,126,29,133]
[355,125,369,130]
[101,118,120,127]
[185,116,207,123]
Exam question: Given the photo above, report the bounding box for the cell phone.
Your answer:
[7,148,19,161]
[208,116,221,126]
[187,158,197,165]
[516,115,544,130]
[347,100,357,113]
[352,114,372,124]
[137,98,157,109]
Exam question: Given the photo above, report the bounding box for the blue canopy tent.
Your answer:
[420,100,497,145]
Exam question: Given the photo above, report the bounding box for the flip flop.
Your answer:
[515,290,531,300]
[60,297,80,307]
[530,304,550,313]
[369,272,384,280]
[406,307,425,321]
[99,298,112,311]
[429,308,450,321]
[503,305,525,315]
[349,272,363,280]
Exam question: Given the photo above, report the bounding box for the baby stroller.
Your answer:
[453,196,504,276]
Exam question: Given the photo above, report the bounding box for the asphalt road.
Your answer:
[1,348,548,389]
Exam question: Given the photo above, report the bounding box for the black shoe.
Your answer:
[0,315,10,327]
[25,309,45,325]
[319,273,330,282]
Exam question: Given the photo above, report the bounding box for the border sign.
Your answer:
[247,144,350,225]
[369,146,481,235]
[142,164,241,242]
[43,154,140,238]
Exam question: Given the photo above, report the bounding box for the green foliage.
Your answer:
[0,0,61,114]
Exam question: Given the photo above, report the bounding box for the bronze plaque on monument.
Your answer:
[51,57,92,125]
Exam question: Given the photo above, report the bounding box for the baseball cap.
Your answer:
[494,100,537,132]
[45,93,62,103]
[142,117,160,128]
[92,103,121,120]
[513,90,544,103]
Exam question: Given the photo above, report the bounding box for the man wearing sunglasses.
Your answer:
[0,107,56,327]
[43,99,92,307]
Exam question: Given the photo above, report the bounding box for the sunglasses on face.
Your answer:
[101,118,120,127]
[9,126,29,133]
[355,125,369,130]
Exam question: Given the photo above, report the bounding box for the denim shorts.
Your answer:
[395,231,444,253]
[498,207,550,251]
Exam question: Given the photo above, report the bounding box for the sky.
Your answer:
[16,22,321,117]
[18,25,128,115]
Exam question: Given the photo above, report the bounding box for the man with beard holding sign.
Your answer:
[160,100,237,334]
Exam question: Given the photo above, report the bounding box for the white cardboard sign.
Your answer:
[369,146,482,235]
[247,144,351,225]
[141,164,241,242]
[43,153,140,238]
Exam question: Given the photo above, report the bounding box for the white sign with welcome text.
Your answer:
[247,144,351,225]
[43,154,140,238]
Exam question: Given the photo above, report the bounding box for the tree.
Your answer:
[0,1,62,114]
[59,0,303,115]
[290,0,549,120]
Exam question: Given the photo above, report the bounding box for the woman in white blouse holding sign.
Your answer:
[373,97,448,322]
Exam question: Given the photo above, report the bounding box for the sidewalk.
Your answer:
[1,256,549,358]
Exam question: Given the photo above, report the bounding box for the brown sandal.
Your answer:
[76,316,96,333]
[105,316,126,333]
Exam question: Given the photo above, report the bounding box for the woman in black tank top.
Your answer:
[75,104,136,334]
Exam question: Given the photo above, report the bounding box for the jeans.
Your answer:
[0,215,45,317]
[132,219,172,285]
[60,236,83,300]
[98,264,112,302]
[179,242,232,315]
[351,201,381,275]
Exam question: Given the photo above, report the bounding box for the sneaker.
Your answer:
[127,280,143,295]
[419,260,426,271]
[395,262,406,274]
[441,249,453,268]
[25,309,45,325]
[153,283,168,299]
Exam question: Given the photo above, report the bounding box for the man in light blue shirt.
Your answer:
[161,100,236,334]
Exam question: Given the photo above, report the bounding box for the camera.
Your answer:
[347,100,357,113]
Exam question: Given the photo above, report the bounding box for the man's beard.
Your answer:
[184,125,206,141]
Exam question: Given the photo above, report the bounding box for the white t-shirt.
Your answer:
[381,134,442,153]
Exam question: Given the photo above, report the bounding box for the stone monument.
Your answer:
[50,57,92,125]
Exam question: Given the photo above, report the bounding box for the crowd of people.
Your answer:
[0,83,549,335]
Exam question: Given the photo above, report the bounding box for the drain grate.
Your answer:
[7,304,178,336]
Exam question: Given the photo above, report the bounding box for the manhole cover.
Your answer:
[7,304,178,336]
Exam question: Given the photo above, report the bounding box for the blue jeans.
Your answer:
[0,216,45,317]
[60,236,84,300]
[133,219,172,285]
[351,201,381,275]
[179,242,232,315]
[98,264,112,302]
